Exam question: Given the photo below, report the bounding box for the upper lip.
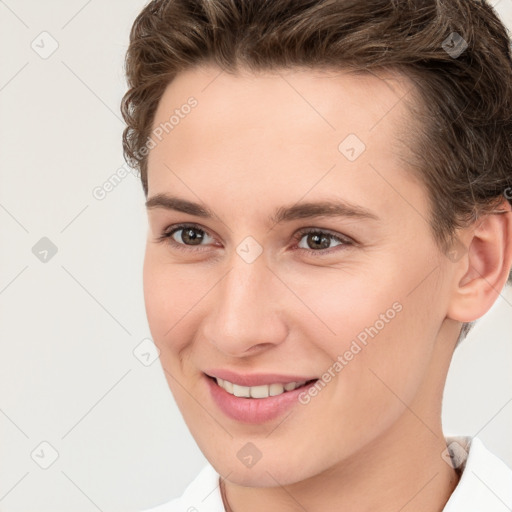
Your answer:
[204,369,318,387]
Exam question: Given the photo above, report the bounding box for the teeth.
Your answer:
[250,385,271,398]
[223,379,234,394]
[269,383,284,396]
[216,378,308,398]
[232,384,251,397]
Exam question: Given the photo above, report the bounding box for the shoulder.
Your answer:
[443,435,512,511]
[140,463,224,512]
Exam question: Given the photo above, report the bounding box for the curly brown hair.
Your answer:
[121,0,512,339]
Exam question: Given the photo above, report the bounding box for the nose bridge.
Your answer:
[204,249,285,354]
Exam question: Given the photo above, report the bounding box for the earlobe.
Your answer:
[447,198,512,323]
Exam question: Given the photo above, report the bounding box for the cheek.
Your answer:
[290,262,437,404]
[142,247,219,359]
[287,264,403,352]
[142,255,170,344]
[142,248,192,349]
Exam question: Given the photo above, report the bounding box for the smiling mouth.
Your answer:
[206,375,318,399]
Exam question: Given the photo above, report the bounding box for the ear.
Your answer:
[446,197,512,323]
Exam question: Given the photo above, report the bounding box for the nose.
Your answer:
[201,254,288,357]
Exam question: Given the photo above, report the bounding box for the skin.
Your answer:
[142,64,512,512]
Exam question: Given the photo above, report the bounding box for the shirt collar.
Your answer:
[442,435,512,511]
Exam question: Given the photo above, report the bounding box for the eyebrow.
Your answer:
[145,193,379,224]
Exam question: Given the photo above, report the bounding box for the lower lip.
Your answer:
[205,375,318,424]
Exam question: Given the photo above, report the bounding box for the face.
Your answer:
[143,65,458,486]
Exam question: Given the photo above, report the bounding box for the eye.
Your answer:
[157,223,215,251]
[294,228,353,255]
[156,223,354,256]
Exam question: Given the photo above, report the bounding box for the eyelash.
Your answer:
[156,222,354,257]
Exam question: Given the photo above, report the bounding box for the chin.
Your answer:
[211,454,312,488]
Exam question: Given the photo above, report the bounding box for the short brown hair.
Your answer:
[121,0,512,339]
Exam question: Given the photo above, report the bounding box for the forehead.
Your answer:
[152,65,414,133]
[147,64,424,218]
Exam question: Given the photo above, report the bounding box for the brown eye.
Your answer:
[172,226,207,246]
[295,228,353,256]
[158,223,216,250]
[301,232,335,250]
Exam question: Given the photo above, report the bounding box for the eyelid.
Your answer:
[162,222,212,238]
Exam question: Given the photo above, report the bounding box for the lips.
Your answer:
[204,369,318,387]
[203,370,320,423]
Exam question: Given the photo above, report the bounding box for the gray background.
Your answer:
[0,1,511,511]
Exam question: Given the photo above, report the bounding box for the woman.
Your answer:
[121,0,512,510]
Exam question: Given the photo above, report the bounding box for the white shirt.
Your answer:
[142,436,512,512]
